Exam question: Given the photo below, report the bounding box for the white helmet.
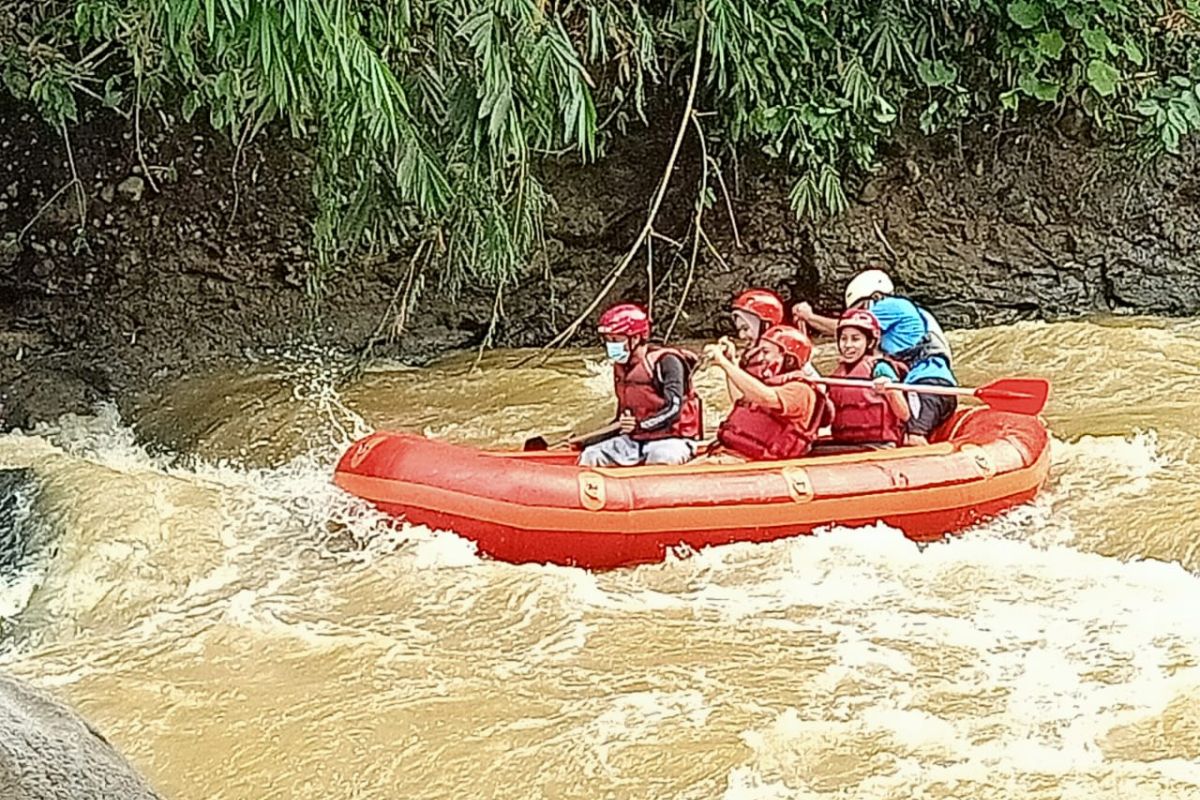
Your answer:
[844,269,894,307]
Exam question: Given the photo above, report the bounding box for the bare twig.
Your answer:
[227,122,253,232]
[646,228,654,319]
[712,152,741,248]
[60,123,86,231]
[698,226,730,271]
[537,7,708,353]
[872,218,899,262]
[352,240,429,379]
[473,283,505,372]
[18,181,73,242]
[650,230,685,249]
[665,110,711,342]
[135,77,159,194]
[392,241,427,338]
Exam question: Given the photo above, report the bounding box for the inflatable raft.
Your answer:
[334,408,1049,569]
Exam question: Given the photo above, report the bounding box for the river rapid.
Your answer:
[0,316,1198,799]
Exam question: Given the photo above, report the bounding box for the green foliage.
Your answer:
[3,0,1200,296]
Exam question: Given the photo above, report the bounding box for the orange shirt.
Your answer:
[773,378,817,426]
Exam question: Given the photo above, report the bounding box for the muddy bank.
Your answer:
[2,94,1198,429]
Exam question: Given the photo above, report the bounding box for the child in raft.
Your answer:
[698,324,827,463]
[820,308,911,451]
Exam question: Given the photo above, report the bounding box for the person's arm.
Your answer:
[792,302,838,337]
[636,354,687,433]
[724,371,743,403]
[708,350,785,410]
[710,338,744,402]
[871,362,911,422]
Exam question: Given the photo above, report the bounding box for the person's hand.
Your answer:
[792,301,813,324]
[702,343,729,365]
[872,375,891,394]
[716,336,738,361]
[617,410,637,435]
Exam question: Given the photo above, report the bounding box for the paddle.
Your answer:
[812,376,1049,416]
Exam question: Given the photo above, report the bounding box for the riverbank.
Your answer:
[2,95,1197,430]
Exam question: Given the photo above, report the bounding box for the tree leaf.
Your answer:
[919,100,940,134]
[1134,98,1160,117]
[1124,39,1145,66]
[1064,8,1087,28]
[917,58,958,87]
[1019,72,1060,102]
[1087,59,1120,97]
[1082,28,1112,55]
[874,95,897,124]
[1037,31,1065,60]
[1006,0,1044,29]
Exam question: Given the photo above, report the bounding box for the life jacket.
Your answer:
[717,372,822,460]
[614,346,702,441]
[890,302,953,368]
[829,358,906,446]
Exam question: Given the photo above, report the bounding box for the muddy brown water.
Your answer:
[1,316,1199,799]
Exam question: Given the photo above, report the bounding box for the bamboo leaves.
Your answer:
[5,0,1200,298]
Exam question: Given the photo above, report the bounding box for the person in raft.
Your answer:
[730,288,824,378]
[826,309,911,449]
[794,269,956,445]
[569,303,703,467]
[730,289,785,363]
[701,325,825,461]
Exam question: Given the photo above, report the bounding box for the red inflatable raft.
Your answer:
[333,407,1050,569]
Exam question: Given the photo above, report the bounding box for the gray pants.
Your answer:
[577,435,697,467]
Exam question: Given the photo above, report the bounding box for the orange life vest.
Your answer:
[717,372,822,460]
[613,346,702,441]
[829,358,906,446]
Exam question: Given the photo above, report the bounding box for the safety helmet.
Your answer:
[732,289,785,327]
[759,325,813,367]
[844,269,894,308]
[837,308,882,341]
[597,303,650,338]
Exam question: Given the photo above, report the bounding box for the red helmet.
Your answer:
[759,325,812,366]
[597,303,650,338]
[732,289,785,327]
[837,308,881,341]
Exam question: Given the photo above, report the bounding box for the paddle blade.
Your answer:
[976,378,1050,415]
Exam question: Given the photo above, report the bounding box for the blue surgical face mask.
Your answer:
[605,341,630,364]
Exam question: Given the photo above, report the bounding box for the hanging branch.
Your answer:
[536,6,708,352]
[664,109,710,343]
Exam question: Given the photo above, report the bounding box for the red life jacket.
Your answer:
[614,346,703,441]
[829,358,906,446]
[717,372,822,460]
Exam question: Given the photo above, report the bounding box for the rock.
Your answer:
[858,178,886,204]
[0,673,163,799]
[4,182,16,199]
[0,468,39,571]
[0,364,101,430]
[99,185,115,204]
[116,176,145,203]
